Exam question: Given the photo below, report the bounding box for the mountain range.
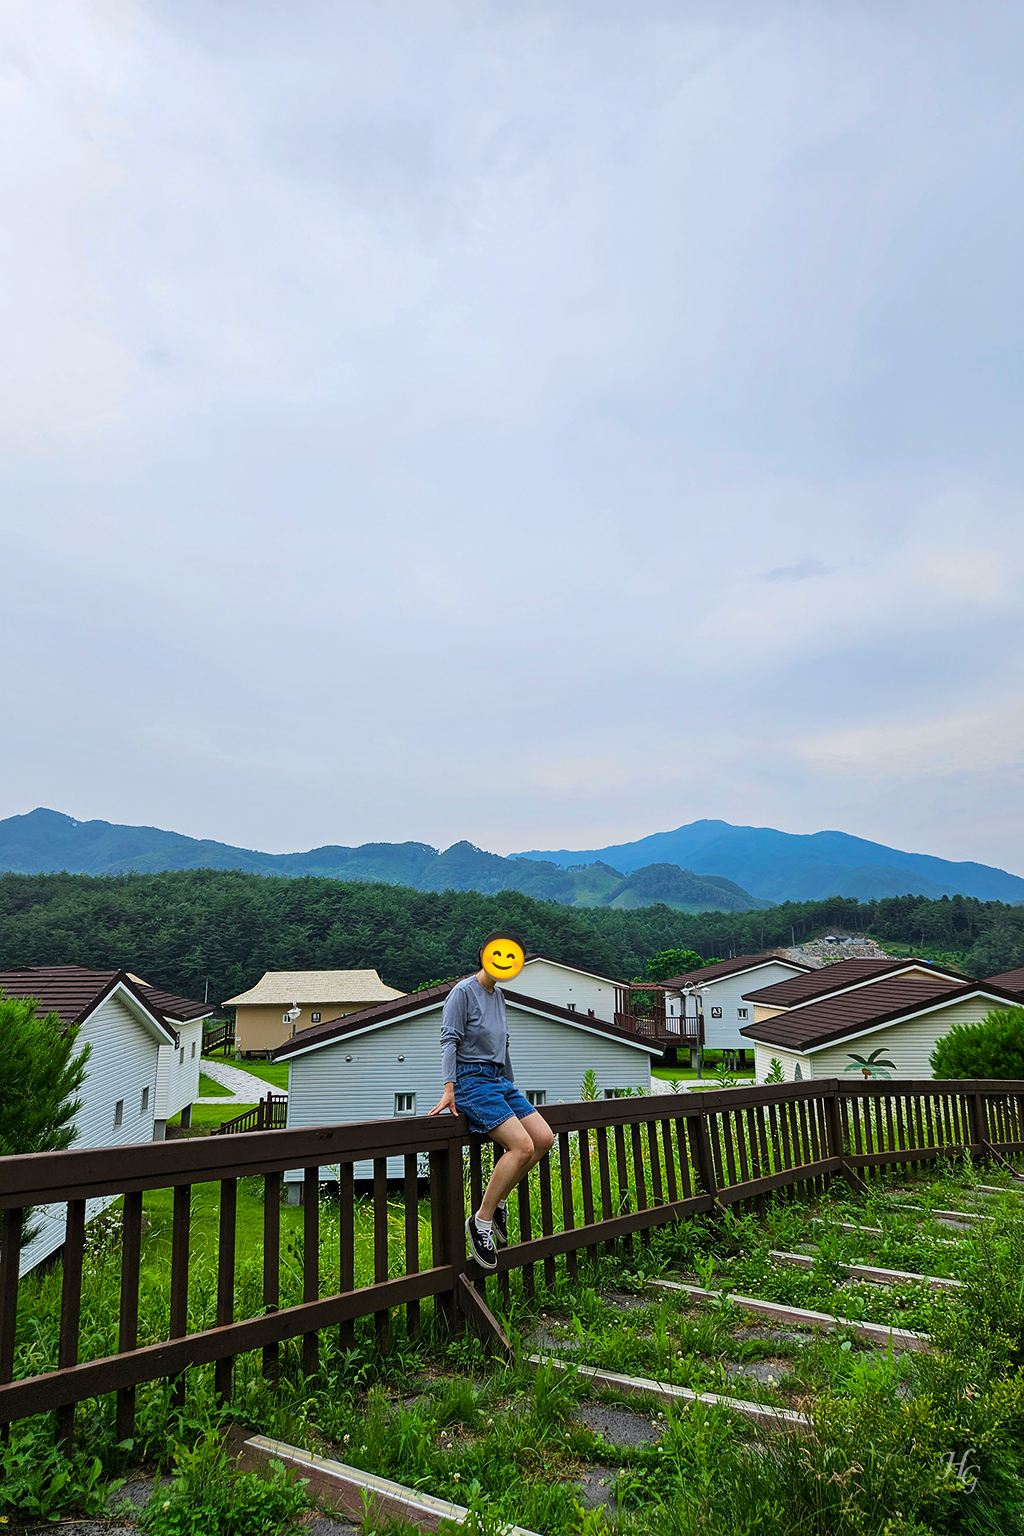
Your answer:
[516,820,1024,904]
[0,809,767,912]
[2,807,1021,909]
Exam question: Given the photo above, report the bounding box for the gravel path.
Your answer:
[200,1058,287,1100]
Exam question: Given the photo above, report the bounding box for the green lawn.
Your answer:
[228,1059,289,1090]
[652,1061,754,1082]
[197,1072,231,1097]
[169,1101,256,1130]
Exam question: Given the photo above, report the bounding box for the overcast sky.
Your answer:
[2,1,1023,872]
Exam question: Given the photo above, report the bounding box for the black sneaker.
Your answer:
[492,1204,509,1247]
[466,1215,498,1271]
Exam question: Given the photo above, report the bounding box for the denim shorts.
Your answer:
[455,1062,536,1135]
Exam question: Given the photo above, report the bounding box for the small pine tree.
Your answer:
[930,1006,1024,1080]
[0,994,91,1159]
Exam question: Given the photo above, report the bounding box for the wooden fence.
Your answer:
[201,1021,235,1057]
[1,1078,1023,1452]
[211,1093,288,1136]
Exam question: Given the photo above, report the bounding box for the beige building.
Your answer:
[740,967,1019,1081]
[223,969,404,1055]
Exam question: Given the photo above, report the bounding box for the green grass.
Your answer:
[8,1151,1024,1533]
[652,1062,755,1083]
[169,1102,257,1130]
[197,1072,231,1097]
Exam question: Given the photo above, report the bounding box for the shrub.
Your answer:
[0,992,90,1157]
[930,1006,1024,1079]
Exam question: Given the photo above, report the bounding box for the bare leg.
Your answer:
[478,1112,554,1220]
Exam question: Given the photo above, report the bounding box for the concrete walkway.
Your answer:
[200,1057,287,1101]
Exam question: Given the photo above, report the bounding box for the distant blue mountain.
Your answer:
[515,819,1024,904]
[0,809,766,912]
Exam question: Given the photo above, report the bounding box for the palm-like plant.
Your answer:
[845,1048,897,1080]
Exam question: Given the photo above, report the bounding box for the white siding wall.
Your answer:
[695,963,808,1050]
[752,994,1008,1086]
[285,1002,654,1181]
[752,1043,815,1081]
[811,995,1003,1080]
[518,961,619,1021]
[19,994,163,1275]
[155,1017,204,1123]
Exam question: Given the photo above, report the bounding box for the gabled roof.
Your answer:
[739,975,1020,1053]
[0,965,192,1044]
[983,966,1024,998]
[136,985,214,1024]
[273,977,664,1061]
[661,953,815,989]
[742,956,966,1008]
[222,969,404,1007]
[522,953,624,985]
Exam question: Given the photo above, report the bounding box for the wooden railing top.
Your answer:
[2,1078,1023,1209]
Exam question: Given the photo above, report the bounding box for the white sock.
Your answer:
[497,1199,507,1212]
[475,1214,493,1233]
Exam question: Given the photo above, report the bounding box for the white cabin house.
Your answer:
[517,954,623,1019]
[273,979,662,1192]
[0,966,211,1272]
[661,955,815,1066]
[740,971,1018,1083]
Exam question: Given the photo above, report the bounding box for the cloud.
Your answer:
[764,558,831,583]
[1,1,1024,875]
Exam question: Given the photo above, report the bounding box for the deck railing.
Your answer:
[201,1021,235,1057]
[1,1077,1023,1451]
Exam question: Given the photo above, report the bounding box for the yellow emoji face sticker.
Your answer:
[479,930,525,982]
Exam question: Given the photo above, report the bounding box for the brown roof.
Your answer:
[661,953,814,988]
[984,966,1024,998]
[742,956,966,1008]
[274,978,664,1060]
[136,985,213,1024]
[0,965,207,1038]
[739,973,1012,1052]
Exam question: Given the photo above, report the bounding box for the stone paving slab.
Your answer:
[200,1059,288,1099]
[572,1399,661,1445]
[575,1464,620,1512]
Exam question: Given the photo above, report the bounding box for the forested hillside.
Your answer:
[1,871,1023,1006]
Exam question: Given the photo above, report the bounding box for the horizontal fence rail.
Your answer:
[1,1078,1023,1450]
[211,1093,288,1136]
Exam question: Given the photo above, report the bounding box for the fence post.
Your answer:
[429,1124,466,1333]
[827,1082,870,1195]
[687,1107,719,1206]
[967,1088,985,1155]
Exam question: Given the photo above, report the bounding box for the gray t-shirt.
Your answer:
[440,976,513,1086]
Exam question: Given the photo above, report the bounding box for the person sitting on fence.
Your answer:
[430,930,554,1270]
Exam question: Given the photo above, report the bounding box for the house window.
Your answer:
[395,1093,416,1115]
[604,1088,626,1099]
[141,1085,150,1114]
[567,1003,576,1012]
[525,1090,546,1106]
[311,1012,321,1023]
[737,1008,748,1020]
[281,1013,291,1025]
[179,1047,185,1065]
[191,1041,196,1058]
[113,1099,124,1128]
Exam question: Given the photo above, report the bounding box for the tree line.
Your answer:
[0,870,1022,1007]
